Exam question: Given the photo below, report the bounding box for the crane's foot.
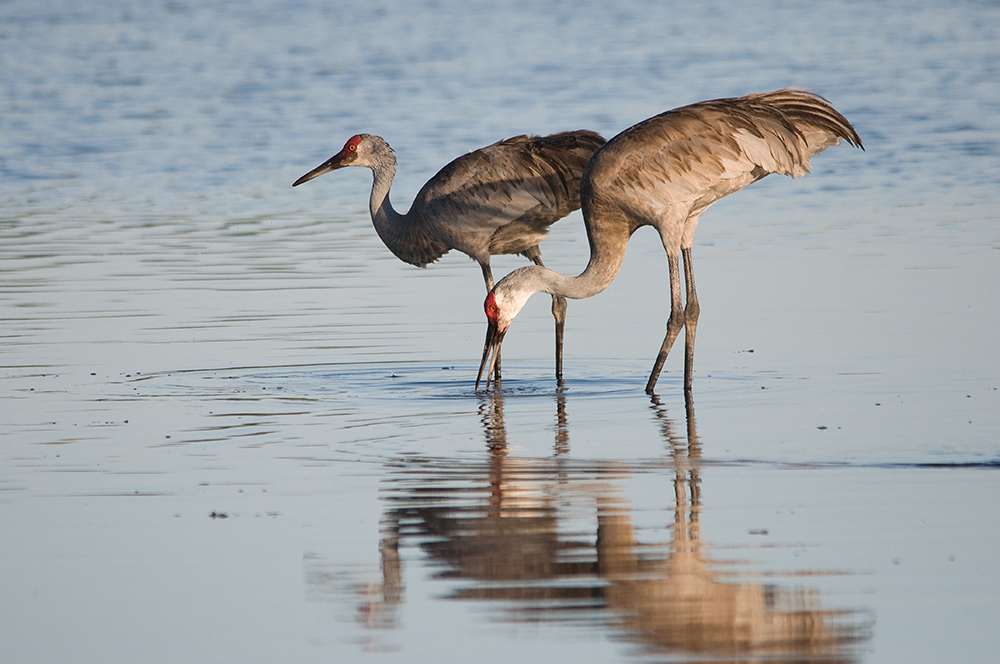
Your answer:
[644,369,662,395]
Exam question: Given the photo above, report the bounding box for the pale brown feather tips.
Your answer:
[597,89,862,200]
[744,89,863,155]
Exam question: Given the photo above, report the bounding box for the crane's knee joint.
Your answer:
[551,295,567,319]
[685,301,700,320]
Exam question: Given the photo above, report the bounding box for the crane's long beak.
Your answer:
[475,321,506,392]
[292,153,348,187]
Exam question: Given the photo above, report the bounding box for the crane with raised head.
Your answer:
[477,89,863,394]
[293,130,606,382]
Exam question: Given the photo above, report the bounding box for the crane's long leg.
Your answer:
[525,247,566,385]
[680,246,700,394]
[480,262,501,383]
[646,251,686,394]
[551,294,566,384]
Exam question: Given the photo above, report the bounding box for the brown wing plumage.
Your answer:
[585,89,862,228]
[410,130,606,263]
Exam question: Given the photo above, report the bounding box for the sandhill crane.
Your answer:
[477,89,863,394]
[293,131,605,381]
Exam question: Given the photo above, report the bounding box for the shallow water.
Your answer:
[2,1,999,662]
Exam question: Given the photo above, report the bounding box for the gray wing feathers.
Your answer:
[411,131,606,260]
[379,227,450,269]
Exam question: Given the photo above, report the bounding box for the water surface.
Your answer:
[2,1,999,663]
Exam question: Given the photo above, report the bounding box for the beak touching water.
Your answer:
[475,319,506,392]
[476,291,505,392]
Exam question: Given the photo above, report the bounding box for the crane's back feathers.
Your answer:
[583,89,862,232]
[409,130,606,265]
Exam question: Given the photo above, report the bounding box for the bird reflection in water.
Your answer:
[609,395,871,658]
[314,391,871,660]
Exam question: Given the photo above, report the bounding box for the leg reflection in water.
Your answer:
[596,393,872,656]
[310,390,871,659]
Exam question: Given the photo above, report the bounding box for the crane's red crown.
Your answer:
[344,135,363,152]
[484,292,499,327]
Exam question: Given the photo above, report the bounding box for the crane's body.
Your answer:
[294,130,606,380]
[478,89,863,393]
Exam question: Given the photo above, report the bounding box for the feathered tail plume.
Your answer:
[749,88,864,153]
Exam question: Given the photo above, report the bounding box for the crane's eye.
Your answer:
[484,292,500,323]
[345,135,363,152]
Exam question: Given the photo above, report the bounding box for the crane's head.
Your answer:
[475,271,540,391]
[292,134,380,186]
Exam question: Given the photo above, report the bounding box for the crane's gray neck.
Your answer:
[357,136,444,268]
[498,220,630,303]
[368,150,403,236]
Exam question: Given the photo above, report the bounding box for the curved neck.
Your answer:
[501,209,632,304]
[547,206,633,300]
[368,157,404,237]
[362,154,446,268]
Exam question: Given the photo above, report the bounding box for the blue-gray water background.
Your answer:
[2,1,999,662]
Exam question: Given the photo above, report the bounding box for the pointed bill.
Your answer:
[475,321,505,392]
[292,136,363,187]
[292,154,345,187]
